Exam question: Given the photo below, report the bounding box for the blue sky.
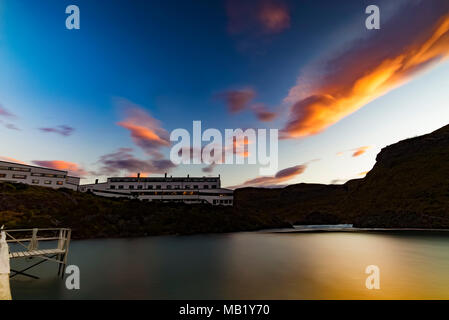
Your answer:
[1,0,449,187]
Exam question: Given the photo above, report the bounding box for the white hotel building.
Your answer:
[0,161,80,190]
[79,173,234,206]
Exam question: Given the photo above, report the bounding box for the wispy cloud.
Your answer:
[230,163,307,189]
[217,89,277,122]
[252,103,277,122]
[116,99,170,159]
[226,0,290,35]
[282,2,449,138]
[94,148,175,177]
[0,156,27,164]
[39,125,75,137]
[216,88,256,113]
[4,123,20,131]
[0,105,15,118]
[337,146,372,158]
[32,160,88,177]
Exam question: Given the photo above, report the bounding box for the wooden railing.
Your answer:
[3,228,71,279]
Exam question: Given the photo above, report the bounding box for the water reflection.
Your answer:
[10,231,449,299]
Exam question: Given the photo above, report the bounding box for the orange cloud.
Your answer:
[230,163,307,189]
[283,6,449,138]
[32,160,88,177]
[337,146,371,157]
[0,156,27,164]
[116,99,170,158]
[358,171,370,176]
[351,146,371,157]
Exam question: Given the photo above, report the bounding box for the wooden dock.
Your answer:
[4,228,71,279]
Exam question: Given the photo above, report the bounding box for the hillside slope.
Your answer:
[0,183,288,238]
[236,124,449,228]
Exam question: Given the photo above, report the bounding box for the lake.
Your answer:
[9,230,449,299]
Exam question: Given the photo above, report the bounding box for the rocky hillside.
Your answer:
[236,124,449,228]
[1,124,449,238]
[0,183,288,239]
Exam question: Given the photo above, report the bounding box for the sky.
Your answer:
[1,0,449,188]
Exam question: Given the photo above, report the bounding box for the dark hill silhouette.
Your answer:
[1,124,449,238]
[236,124,449,228]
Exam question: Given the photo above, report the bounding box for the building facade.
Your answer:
[79,174,234,205]
[0,161,80,191]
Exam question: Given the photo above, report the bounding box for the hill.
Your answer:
[2,124,449,238]
[236,124,449,228]
[0,183,288,239]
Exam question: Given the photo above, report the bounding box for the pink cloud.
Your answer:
[116,99,170,158]
[32,160,88,177]
[230,163,307,189]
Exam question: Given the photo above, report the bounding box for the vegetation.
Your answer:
[2,124,449,238]
[0,182,288,239]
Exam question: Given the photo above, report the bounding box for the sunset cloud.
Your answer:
[116,99,170,158]
[337,146,372,158]
[226,0,290,35]
[283,2,449,138]
[39,125,75,137]
[258,1,290,34]
[230,163,307,189]
[95,148,175,177]
[217,88,256,113]
[0,156,27,164]
[252,103,277,122]
[351,146,371,157]
[32,160,88,177]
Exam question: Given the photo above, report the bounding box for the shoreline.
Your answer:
[263,226,449,233]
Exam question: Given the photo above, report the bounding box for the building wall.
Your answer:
[0,161,80,191]
[80,176,233,205]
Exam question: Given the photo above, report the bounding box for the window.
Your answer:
[129,185,134,189]
[213,200,217,204]
[156,185,161,189]
[56,181,63,185]
[167,185,172,189]
[185,185,190,189]
[137,185,143,190]
[0,174,6,178]
[194,185,198,189]
[212,185,217,189]
[110,185,116,190]
[174,185,180,189]
[12,167,30,172]
[204,185,209,189]
[12,174,27,179]
[147,185,153,189]
[118,185,124,189]
[0,166,9,170]
[31,173,44,177]
[44,180,52,185]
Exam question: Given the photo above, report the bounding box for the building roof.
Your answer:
[0,160,68,174]
[107,176,220,183]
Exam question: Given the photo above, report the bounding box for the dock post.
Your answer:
[61,229,71,279]
[0,228,12,300]
[29,228,38,251]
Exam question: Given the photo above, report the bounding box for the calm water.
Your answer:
[10,231,449,299]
